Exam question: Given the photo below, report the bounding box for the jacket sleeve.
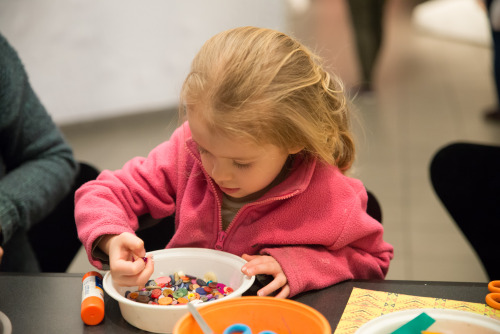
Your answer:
[74,124,189,268]
[261,188,394,298]
[0,33,78,245]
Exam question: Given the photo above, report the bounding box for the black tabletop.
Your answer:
[0,273,490,333]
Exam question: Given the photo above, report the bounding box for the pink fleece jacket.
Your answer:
[75,122,393,297]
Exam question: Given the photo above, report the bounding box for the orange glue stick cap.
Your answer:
[81,271,105,325]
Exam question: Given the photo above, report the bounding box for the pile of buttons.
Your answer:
[124,271,234,306]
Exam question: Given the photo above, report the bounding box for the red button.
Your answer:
[151,289,162,299]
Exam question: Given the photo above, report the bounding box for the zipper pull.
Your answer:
[215,231,226,250]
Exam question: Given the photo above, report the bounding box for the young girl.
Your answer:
[75,26,393,298]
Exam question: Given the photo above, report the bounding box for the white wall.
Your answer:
[0,0,288,125]
[412,0,491,47]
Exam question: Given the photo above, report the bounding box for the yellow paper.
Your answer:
[335,287,500,334]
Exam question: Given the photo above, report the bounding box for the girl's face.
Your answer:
[188,106,298,199]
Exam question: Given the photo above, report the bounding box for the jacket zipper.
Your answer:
[218,190,301,250]
[186,145,224,233]
[215,230,226,250]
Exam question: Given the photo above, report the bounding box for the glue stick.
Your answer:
[81,271,105,325]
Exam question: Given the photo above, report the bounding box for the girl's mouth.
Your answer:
[219,186,240,194]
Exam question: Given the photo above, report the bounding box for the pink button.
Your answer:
[155,276,171,285]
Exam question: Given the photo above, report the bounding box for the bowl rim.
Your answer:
[173,296,332,333]
[103,247,255,310]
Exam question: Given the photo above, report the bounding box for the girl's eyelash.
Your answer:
[197,144,251,168]
[233,161,251,169]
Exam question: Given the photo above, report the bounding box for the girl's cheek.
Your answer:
[201,157,213,176]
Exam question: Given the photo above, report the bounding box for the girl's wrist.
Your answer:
[98,234,118,255]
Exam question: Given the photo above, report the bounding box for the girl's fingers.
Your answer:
[242,253,258,261]
[121,233,146,256]
[242,257,280,276]
[106,233,152,287]
[257,280,289,298]
[274,284,290,299]
[135,255,155,286]
[242,254,290,298]
[110,233,147,274]
[112,256,154,286]
[113,256,147,275]
[257,279,284,297]
[257,273,287,296]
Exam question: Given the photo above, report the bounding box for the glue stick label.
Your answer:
[82,273,104,301]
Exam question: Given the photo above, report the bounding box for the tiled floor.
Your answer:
[63,0,497,282]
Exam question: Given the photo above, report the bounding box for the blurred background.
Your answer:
[0,0,497,281]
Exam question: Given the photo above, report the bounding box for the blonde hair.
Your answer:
[180,26,355,172]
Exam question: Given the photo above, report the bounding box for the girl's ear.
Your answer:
[288,146,304,155]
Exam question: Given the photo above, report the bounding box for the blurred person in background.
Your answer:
[483,0,500,121]
[0,32,80,272]
[346,0,386,94]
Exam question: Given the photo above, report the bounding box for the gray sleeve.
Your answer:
[0,33,79,245]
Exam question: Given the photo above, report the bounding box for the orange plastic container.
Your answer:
[173,296,331,334]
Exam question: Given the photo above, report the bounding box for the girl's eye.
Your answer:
[233,161,251,169]
[198,146,208,154]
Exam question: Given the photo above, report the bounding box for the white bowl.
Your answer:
[355,308,500,333]
[103,248,255,334]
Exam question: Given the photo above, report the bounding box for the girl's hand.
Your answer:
[99,232,154,287]
[241,254,290,298]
